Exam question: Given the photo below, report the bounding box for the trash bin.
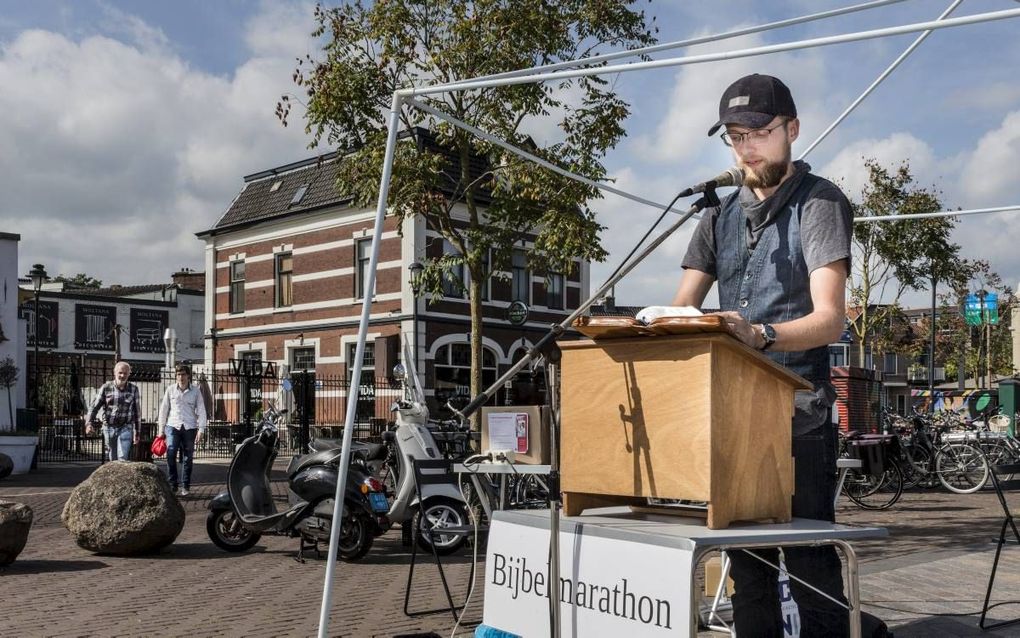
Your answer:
[999,378,1019,438]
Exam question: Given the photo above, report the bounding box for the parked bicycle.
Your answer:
[889,407,990,494]
[838,431,903,510]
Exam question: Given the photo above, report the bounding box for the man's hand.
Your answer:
[194,432,203,448]
[133,430,140,445]
[85,422,94,436]
[714,311,763,349]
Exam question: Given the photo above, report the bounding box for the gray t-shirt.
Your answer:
[681,161,852,276]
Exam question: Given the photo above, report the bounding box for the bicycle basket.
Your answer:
[988,414,1011,433]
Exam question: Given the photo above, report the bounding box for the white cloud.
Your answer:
[0,6,317,284]
[244,1,318,58]
[816,133,941,201]
[958,110,1020,208]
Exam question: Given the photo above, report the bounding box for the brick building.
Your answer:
[197,144,588,413]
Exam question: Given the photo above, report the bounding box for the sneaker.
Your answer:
[179,487,190,497]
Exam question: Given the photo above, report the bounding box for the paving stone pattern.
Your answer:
[2,461,1020,637]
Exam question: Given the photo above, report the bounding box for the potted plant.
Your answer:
[0,357,38,475]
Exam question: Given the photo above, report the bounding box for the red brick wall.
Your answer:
[831,366,883,433]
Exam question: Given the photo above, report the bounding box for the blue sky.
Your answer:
[1,0,1018,309]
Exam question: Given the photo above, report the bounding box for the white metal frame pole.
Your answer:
[799,0,964,160]
[854,205,1020,223]
[404,8,1020,97]
[443,0,907,90]
[316,92,405,638]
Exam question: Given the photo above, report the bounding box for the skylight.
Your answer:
[269,180,283,192]
[290,184,309,205]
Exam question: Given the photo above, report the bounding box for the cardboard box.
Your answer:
[704,555,735,597]
[480,405,550,465]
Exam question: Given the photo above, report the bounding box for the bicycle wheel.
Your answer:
[900,445,932,489]
[935,442,990,494]
[844,462,903,510]
[511,473,550,509]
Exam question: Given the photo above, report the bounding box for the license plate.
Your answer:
[368,492,389,513]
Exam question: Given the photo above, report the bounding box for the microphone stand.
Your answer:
[453,189,721,638]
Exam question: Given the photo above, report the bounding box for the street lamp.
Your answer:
[28,263,47,409]
[409,261,424,376]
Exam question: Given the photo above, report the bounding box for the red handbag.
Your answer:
[150,434,168,457]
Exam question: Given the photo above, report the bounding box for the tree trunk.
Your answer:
[469,267,484,432]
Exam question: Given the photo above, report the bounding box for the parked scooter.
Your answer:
[311,359,472,556]
[206,404,390,561]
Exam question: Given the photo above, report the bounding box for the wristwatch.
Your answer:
[757,323,777,351]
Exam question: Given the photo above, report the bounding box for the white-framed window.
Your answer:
[356,239,374,300]
[546,272,564,310]
[433,343,497,406]
[275,253,293,308]
[229,260,245,314]
[829,344,849,368]
[442,240,464,299]
[291,346,315,371]
[347,342,376,376]
[511,249,529,303]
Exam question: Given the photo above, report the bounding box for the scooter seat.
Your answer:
[310,438,387,462]
[290,448,343,476]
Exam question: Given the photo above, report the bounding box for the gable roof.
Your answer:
[204,152,348,234]
[198,128,496,238]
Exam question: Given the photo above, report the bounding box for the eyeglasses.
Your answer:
[720,121,788,147]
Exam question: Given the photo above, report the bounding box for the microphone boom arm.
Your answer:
[455,189,721,423]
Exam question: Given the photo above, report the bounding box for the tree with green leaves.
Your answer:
[927,260,1015,386]
[847,159,969,367]
[52,273,102,289]
[280,1,656,416]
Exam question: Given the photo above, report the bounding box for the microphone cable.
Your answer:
[599,187,690,298]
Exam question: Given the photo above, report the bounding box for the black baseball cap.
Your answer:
[707,74,797,137]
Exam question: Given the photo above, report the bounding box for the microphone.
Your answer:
[677,166,744,198]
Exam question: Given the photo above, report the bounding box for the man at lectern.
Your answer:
[674,74,857,636]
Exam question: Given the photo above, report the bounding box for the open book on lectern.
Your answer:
[572,305,738,340]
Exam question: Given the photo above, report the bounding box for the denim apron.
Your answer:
[713,174,833,435]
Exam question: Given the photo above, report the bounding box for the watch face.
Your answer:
[762,324,777,344]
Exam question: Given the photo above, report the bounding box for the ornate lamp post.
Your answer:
[28,263,47,409]
[409,261,424,377]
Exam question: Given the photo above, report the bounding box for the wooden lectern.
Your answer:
[560,332,811,529]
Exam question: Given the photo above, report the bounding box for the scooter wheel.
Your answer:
[337,514,373,561]
[414,498,469,556]
[207,510,260,552]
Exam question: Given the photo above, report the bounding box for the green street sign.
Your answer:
[507,300,529,326]
[964,293,998,326]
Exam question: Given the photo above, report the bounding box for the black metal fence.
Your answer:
[26,363,398,463]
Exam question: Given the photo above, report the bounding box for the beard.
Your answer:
[742,152,791,190]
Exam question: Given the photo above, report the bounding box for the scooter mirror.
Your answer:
[392,363,406,380]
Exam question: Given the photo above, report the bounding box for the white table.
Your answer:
[453,462,551,519]
[483,508,886,638]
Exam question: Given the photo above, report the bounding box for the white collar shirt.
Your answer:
[158,383,208,432]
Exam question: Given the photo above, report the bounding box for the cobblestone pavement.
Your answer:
[2,461,1020,637]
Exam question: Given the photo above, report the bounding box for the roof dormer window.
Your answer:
[290,184,309,205]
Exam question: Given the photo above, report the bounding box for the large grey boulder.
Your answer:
[0,452,12,480]
[0,500,33,565]
[61,461,185,555]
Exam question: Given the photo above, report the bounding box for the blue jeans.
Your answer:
[102,425,133,462]
[165,427,198,489]
[729,426,849,637]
